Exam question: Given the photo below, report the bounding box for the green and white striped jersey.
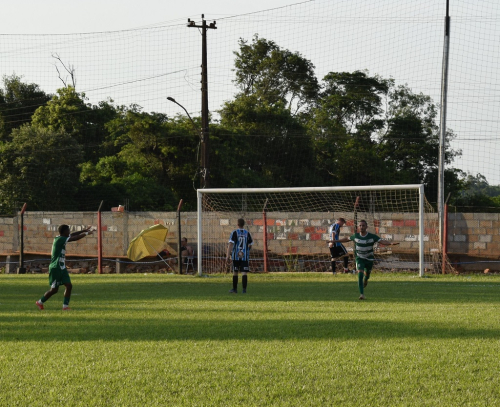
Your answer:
[349,232,381,261]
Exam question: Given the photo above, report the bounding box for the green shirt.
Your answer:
[349,232,381,261]
[49,235,70,271]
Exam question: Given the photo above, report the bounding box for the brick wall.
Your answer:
[446,213,500,257]
[1,211,499,261]
[209,212,440,255]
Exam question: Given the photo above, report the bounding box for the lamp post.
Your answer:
[167,97,197,130]
[167,97,208,188]
[167,97,200,274]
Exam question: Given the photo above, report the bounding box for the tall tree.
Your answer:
[0,125,83,213]
[31,87,118,162]
[0,74,51,139]
[307,71,390,185]
[233,35,319,114]
[31,86,89,139]
[80,107,199,210]
[378,83,461,201]
[217,36,320,188]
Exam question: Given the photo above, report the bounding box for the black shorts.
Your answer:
[232,260,249,272]
[329,245,347,259]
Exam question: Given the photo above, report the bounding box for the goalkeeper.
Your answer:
[332,219,399,300]
[328,217,350,274]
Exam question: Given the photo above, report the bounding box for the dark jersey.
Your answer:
[228,228,253,261]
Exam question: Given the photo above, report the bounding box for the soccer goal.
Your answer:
[196,185,443,277]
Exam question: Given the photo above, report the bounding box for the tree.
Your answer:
[31,87,119,162]
[233,35,319,114]
[316,71,389,134]
[375,83,463,205]
[216,36,320,188]
[0,74,51,139]
[307,71,390,185]
[218,94,317,188]
[0,125,83,213]
[31,86,89,138]
[451,173,500,212]
[80,106,199,210]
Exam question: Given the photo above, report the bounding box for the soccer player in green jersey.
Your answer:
[35,224,93,310]
[333,219,399,300]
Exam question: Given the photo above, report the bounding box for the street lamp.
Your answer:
[167,97,201,275]
[167,96,209,188]
[167,97,198,133]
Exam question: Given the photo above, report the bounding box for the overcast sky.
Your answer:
[2,0,297,34]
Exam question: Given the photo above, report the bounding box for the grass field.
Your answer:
[1,272,499,406]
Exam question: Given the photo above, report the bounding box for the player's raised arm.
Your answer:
[331,237,351,244]
[378,240,399,246]
[68,226,94,242]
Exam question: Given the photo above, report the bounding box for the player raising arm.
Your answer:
[333,219,399,300]
[35,225,93,310]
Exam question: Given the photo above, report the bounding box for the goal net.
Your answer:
[196,185,445,277]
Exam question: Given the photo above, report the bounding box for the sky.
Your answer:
[2,0,500,187]
[2,0,297,34]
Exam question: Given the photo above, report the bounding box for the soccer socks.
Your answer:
[242,275,248,290]
[358,271,371,294]
[331,261,336,274]
[358,271,364,294]
[63,296,70,306]
[232,275,238,291]
[40,296,47,303]
[343,256,349,270]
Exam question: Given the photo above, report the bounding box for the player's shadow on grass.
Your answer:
[1,314,499,342]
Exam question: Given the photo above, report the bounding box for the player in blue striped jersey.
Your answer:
[226,218,253,294]
[328,218,350,274]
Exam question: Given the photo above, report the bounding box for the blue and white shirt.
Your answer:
[229,228,253,261]
[329,222,344,247]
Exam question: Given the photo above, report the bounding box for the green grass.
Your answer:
[1,272,499,406]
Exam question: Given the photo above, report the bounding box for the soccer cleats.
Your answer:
[359,294,365,300]
[229,289,237,294]
[35,300,44,310]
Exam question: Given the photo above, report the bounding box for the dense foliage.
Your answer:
[1,36,498,213]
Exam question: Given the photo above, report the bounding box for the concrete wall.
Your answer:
[205,212,440,255]
[446,213,500,257]
[1,211,499,269]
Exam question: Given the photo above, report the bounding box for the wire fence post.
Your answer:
[97,201,103,274]
[17,203,27,274]
[177,199,183,274]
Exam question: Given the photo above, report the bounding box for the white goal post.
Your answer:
[197,185,441,277]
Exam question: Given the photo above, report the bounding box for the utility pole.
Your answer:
[188,15,217,188]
